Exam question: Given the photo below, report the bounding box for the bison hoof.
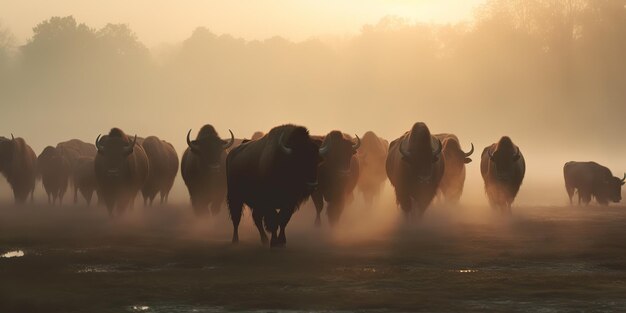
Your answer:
[270,237,286,248]
[270,241,286,248]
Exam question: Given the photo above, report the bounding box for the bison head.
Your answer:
[0,135,15,171]
[187,128,234,172]
[600,173,626,203]
[399,123,442,183]
[488,137,521,181]
[443,138,474,165]
[318,131,360,177]
[279,127,321,191]
[95,132,137,178]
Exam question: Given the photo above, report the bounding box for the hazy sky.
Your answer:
[0,0,485,45]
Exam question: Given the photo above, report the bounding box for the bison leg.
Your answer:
[275,209,295,247]
[85,189,93,206]
[311,191,324,227]
[327,198,345,227]
[565,185,575,205]
[210,200,222,216]
[229,200,244,244]
[74,186,78,204]
[397,192,413,219]
[264,210,281,247]
[580,191,592,206]
[252,209,268,245]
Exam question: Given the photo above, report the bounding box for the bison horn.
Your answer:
[95,134,104,153]
[10,133,14,140]
[399,139,411,159]
[622,173,626,183]
[319,142,330,157]
[222,129,235,149]
[464,143,475,157]
[488,148,494,160]
[512,146,521,160]
[279,133,292,155]
[187,129,201,154]
[124,135,137,155]
[432,138,442,157]
[352,134,361,150]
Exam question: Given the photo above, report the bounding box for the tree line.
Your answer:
[0,0,625,154]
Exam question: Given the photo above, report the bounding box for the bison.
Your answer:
[227,124,320,247]
[141,136,179,206]
[73,157,98,206]
[37,146,71,205]
[0,135,37,204]
[56,139,98,204]
[480,136,525,212]
[386,122,444,218]
[434,133,474,204]
[564,161,624,206]
[181,125,234,214]
[94,128,149,215]
[356,131,388,206]
[311,131,360,226]
[251,131,265,141]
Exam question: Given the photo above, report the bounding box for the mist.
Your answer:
[1,0,626,205]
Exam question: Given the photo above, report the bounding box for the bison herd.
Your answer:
[0,122,624,247]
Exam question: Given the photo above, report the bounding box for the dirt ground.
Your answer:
[1,195,626,313]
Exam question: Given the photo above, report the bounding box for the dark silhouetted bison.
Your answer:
[73,157,98,206]
[311,131,360,227]
[386,122,444,219]
[227,124,320,247]
[56,139,98,204]
[356,131,388,206]
[564,161,624,206]
[0,135,37,204]
[181,125,234,214]
[434,133,474,204]
[480,136,525,212]
[56,139,97,168]
[94,128,149,216]
[37,146,71,205]
[141,136,179,206]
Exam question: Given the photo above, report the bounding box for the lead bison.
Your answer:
[311,131,360,227]
[434,133,474,204]
[181,125,234,214]
[0,135,37,204]
[141,136,179,206]
[480,136,525,212]
[37,146,71,205]
[94,128,149,216]
[563,161,624,205]
[227,124,320,247]
[386,122,444,218]
[356,131,388,207]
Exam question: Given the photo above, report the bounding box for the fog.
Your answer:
[1,0,625,206]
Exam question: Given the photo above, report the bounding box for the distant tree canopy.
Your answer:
[1,1,626,149]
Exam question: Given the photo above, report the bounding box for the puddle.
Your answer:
[129,305,151,312]
[1,250,25,258]
[453,269,479,273]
